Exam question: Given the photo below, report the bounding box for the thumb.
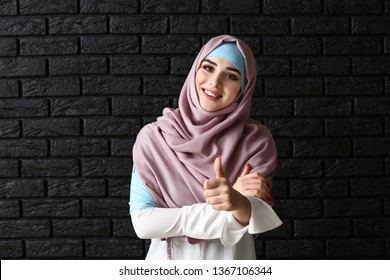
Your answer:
[240,164,251,177]
[214,156,225,178]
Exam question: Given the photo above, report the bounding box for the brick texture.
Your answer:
[0,0,389,260]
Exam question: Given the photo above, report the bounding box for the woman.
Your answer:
[129,35,282,260]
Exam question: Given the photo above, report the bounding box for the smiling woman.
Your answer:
[129,35,282,260]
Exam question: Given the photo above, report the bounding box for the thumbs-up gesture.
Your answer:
[204,156,251,226]
[232,165,272,201]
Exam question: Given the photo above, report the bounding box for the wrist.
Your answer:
[232,192,251,226]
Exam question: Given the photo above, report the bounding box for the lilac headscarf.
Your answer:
[133,35,277,209]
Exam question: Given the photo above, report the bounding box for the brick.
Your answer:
[273,139,290,158]
[355,218,390,237]
[112,96,169,116]
[325,0,383,14]
[355,137,390,156]
[80,0,138,13]
[325,198,382,217]
[353,16,390,34]
[19,0,77,14]
[83,77,141,95]
[327,238,384,257]
[293,138,351,157]
[257,58,290,76]
[355,98,390,116]
[326,118,383,136]
[326,37,381,55]
[23,118,80,137]
[23,199,79,217]
[0,58,46,77]
[295,98,351,116]
[0,38,17,56]
[0,160,18,177]
[26,239,83,258]
[0,0,17,15]
[0,120,19,137]
[170,57,196,75]
[385,38,390,54]
[231,16,288,35]
[0,180,44,197]
[113,219,137,237]
[0,220,50,238]
[274,199,323,218]
[295,219,352,237]
[81,36,138,54]
[277,159,323,178]
[202,0,259,14]
[266,239,324,258]
[386,198,390,215]
[251,98,292,117]
[83,118,140,136]
[53,219,110,236]
[142,36,200,54]
[49,16,107,34]
[291,179,349,198]
[144,77,185,95]
[0,80,18,98]
[82,198,129,216]
[107,178,131,197]
[49,56,106,75]
[0,18,45,35]
[51,138,108,156]
[325,77,383,96]
[110,16,167,34]
[263,118,323,137]
[82,158,132,177]
[265,78,322,96]
[111,138,135,156]
[325,158,383,177]
[292,57,350,75]
[141,0,198,13]
[51,97,109,116]
[354,57,390,75]
[48,178,106,196]
[22,159,80,177]
[264,37,322,55]
[352,178,390,196]
[0,139,47,157]
[0,200,20,217]
[86,239,143,258]
[23,78,80,97]
[170,16,228,34]
[293,17,349,35]
[20,37,78,55]
[264,0,321,14]
[257,220,293,238]
[0,241,23,258]
[111,56,168,75]
[0,99,48,117]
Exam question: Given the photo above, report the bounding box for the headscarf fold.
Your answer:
[133,35,277,209]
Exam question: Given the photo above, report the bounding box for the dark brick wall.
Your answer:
[0,0,389,259]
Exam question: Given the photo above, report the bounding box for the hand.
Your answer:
[233,165,273,201]
[203,156,251,226]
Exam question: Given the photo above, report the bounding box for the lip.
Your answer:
[201,87,223,101]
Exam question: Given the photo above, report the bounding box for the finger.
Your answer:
[240,164,251,177]
[203,178,220,189]
[214,156,225,178]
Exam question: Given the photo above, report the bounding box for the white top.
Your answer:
[129,168,282,260]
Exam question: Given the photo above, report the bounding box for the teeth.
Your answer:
[204,89,220,98]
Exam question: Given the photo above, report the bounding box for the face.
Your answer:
[195,57,242,112]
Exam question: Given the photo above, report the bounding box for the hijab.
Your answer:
[133,35,277,209]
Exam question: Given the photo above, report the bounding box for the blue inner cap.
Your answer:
[206,42,246,94]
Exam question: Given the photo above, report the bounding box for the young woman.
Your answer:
[129,35,282,260]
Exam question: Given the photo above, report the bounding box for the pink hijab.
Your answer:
[133,35,277,209]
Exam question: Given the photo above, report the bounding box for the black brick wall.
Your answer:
[0,0,389,259]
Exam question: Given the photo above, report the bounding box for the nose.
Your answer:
[208,74,222,88]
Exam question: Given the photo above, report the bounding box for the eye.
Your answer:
[225,73,238,81]
[202,63,214,72]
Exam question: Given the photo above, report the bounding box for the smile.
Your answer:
[203,88,222,99]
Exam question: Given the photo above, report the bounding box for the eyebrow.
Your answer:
[203,58,240,74]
